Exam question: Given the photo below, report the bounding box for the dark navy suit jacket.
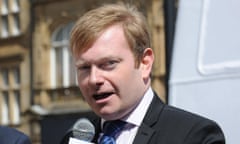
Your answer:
[0,126,31,144]
[61,93,225,144]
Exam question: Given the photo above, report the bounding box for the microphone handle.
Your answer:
[69,137,95,144]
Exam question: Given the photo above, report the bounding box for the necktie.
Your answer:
[99,120,126,144]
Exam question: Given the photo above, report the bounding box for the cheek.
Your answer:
[115,70,141,93]
[77,78,88,95]
[77,74,88,87]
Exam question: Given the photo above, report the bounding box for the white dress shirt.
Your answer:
[100,87,154,144]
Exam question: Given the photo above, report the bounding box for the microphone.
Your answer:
[60,118,96,144]
[72,118,95,142]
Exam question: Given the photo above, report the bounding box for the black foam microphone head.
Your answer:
[72,118,95,142]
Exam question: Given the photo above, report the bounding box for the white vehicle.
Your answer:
[168,0,240,143]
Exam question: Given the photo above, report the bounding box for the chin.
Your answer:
[98,111,122,120]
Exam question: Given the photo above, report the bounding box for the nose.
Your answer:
[88,66,104,86]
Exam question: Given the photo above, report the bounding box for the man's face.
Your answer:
[74,24,153,120]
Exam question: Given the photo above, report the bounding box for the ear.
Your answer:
[140,48,154,79]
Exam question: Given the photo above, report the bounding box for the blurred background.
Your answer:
[0,0,171,143]
[1,0,239,144]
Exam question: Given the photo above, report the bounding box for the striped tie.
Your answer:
[99,120,126,144]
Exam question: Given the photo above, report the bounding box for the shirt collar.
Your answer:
[123,87,154,126]
[101,87,154,127]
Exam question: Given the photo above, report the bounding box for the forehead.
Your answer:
[75,25,133,63]
[74,25,126,54]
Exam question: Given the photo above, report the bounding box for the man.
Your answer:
[0,126,31,144]
[62,3,225,144]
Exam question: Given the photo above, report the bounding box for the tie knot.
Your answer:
[103,120,126,137]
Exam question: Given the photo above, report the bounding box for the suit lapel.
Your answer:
[132,122,155,144]
[91,93,165,144]
[133,93,165,144]
[90,115,101,143]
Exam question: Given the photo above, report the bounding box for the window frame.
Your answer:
[50,22,77,89]
[0,66,21,125]
[0,0,21,38]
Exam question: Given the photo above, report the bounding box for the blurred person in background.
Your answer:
[0,126,31,144]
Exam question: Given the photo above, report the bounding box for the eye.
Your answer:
[100,60,119,70]
[77,65,91,73]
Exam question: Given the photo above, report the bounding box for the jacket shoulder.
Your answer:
[0,126,31,144]
[153,104,225,144]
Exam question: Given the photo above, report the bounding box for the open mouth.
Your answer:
[93,92,114,100]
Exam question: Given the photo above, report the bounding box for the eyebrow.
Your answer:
[75,56,122,66]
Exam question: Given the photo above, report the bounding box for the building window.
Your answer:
[12,90,20,124]
[1,68,9,88]
[1,0,8,14]
[1,92,10,125]
[0,0,21,38]
[51,22,77,88]
[0,66,21,125]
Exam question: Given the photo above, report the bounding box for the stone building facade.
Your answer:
[0,0,31,135]
[0,0,166,143]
